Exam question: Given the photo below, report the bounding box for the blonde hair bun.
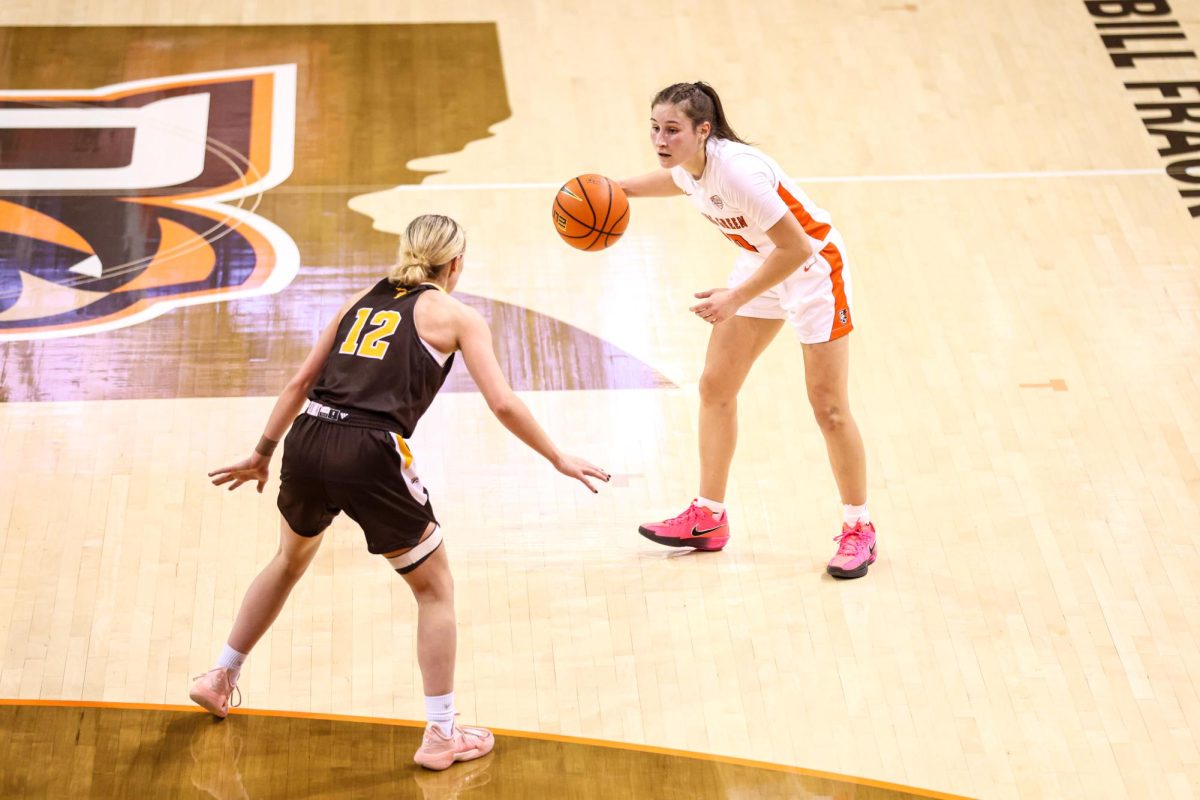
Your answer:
[388,215,466,286]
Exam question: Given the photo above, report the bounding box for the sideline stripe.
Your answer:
[336,166,1162,193]
[267,167,1164,195]
[0,698,974,800]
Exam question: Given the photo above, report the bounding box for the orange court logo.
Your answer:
[0,65,299,340]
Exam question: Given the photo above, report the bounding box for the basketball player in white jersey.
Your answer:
[619,82,878,579]
[191,215,610,770]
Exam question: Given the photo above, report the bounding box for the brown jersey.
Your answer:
[309,280,455,437]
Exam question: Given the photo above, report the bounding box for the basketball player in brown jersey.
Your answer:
[191,214,610,771]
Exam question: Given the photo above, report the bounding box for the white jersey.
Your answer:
[670,137,855,344]
[670,137,839,257]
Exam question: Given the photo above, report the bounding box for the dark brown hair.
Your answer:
[651,82,747,144]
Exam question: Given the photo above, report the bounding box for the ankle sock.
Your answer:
[425,691,455,737]
[843,503,869,527]
[215,644,247,680]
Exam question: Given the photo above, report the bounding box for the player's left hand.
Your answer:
[690,288,743,325]
[209,452,271,494]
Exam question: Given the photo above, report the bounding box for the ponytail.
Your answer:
[388,214,466,287]
[651,81,747,144]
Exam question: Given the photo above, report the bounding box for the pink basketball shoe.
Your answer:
[638,501,729,551]
[189,667,241,718]
[826,520,878,579]
[413,718,495,771]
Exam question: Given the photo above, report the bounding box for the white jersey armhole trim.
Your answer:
[419,336,452,367]
[410,286,453,367]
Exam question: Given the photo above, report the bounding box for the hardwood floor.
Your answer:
[2,3,1198,798]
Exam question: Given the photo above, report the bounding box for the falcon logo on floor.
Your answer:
[0,65,300,340]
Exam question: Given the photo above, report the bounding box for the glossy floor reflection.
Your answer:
[0,702,968,799]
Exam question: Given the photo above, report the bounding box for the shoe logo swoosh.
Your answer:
[690,525,724,536]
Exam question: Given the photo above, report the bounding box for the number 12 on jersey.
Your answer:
[338,308,401,360]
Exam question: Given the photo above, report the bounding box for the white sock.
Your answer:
[216,644,247,678]
[843,503,870,527]
[425,691,455,737]
[695,496,725,517]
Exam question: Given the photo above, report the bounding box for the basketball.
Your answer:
[551,174,630,251]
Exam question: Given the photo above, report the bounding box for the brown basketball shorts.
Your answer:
[277,414,437,555]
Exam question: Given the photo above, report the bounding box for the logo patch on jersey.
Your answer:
[838,309,849,324]
[710,194,724,209]
[0,65,299,341]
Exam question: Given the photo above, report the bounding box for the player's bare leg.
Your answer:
[395,525,494,770]
[802,336,877,578]
[190,519,325,717]
[639,316,782,551]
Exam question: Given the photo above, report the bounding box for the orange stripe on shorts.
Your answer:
[821,242,853,340]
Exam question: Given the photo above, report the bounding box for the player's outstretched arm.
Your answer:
[208,290,366,493]
[618,170,683,198]
[456,306,610,493]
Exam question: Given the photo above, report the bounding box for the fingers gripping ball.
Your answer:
[552,174,630,251]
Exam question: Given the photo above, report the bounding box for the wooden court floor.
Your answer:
[0,701,964,799]
[2,2,1200,798]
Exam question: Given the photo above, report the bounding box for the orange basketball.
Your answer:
[551,174,630,251]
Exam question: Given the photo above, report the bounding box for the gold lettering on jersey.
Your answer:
[339,308,372,355]
[358,310,401,359]
[338,307,402,359]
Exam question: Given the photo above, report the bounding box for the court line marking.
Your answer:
[263,166,1164,194]
[0,698,974,799]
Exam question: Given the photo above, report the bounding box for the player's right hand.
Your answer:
[209,452,270,494]
[553,454,611,494]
